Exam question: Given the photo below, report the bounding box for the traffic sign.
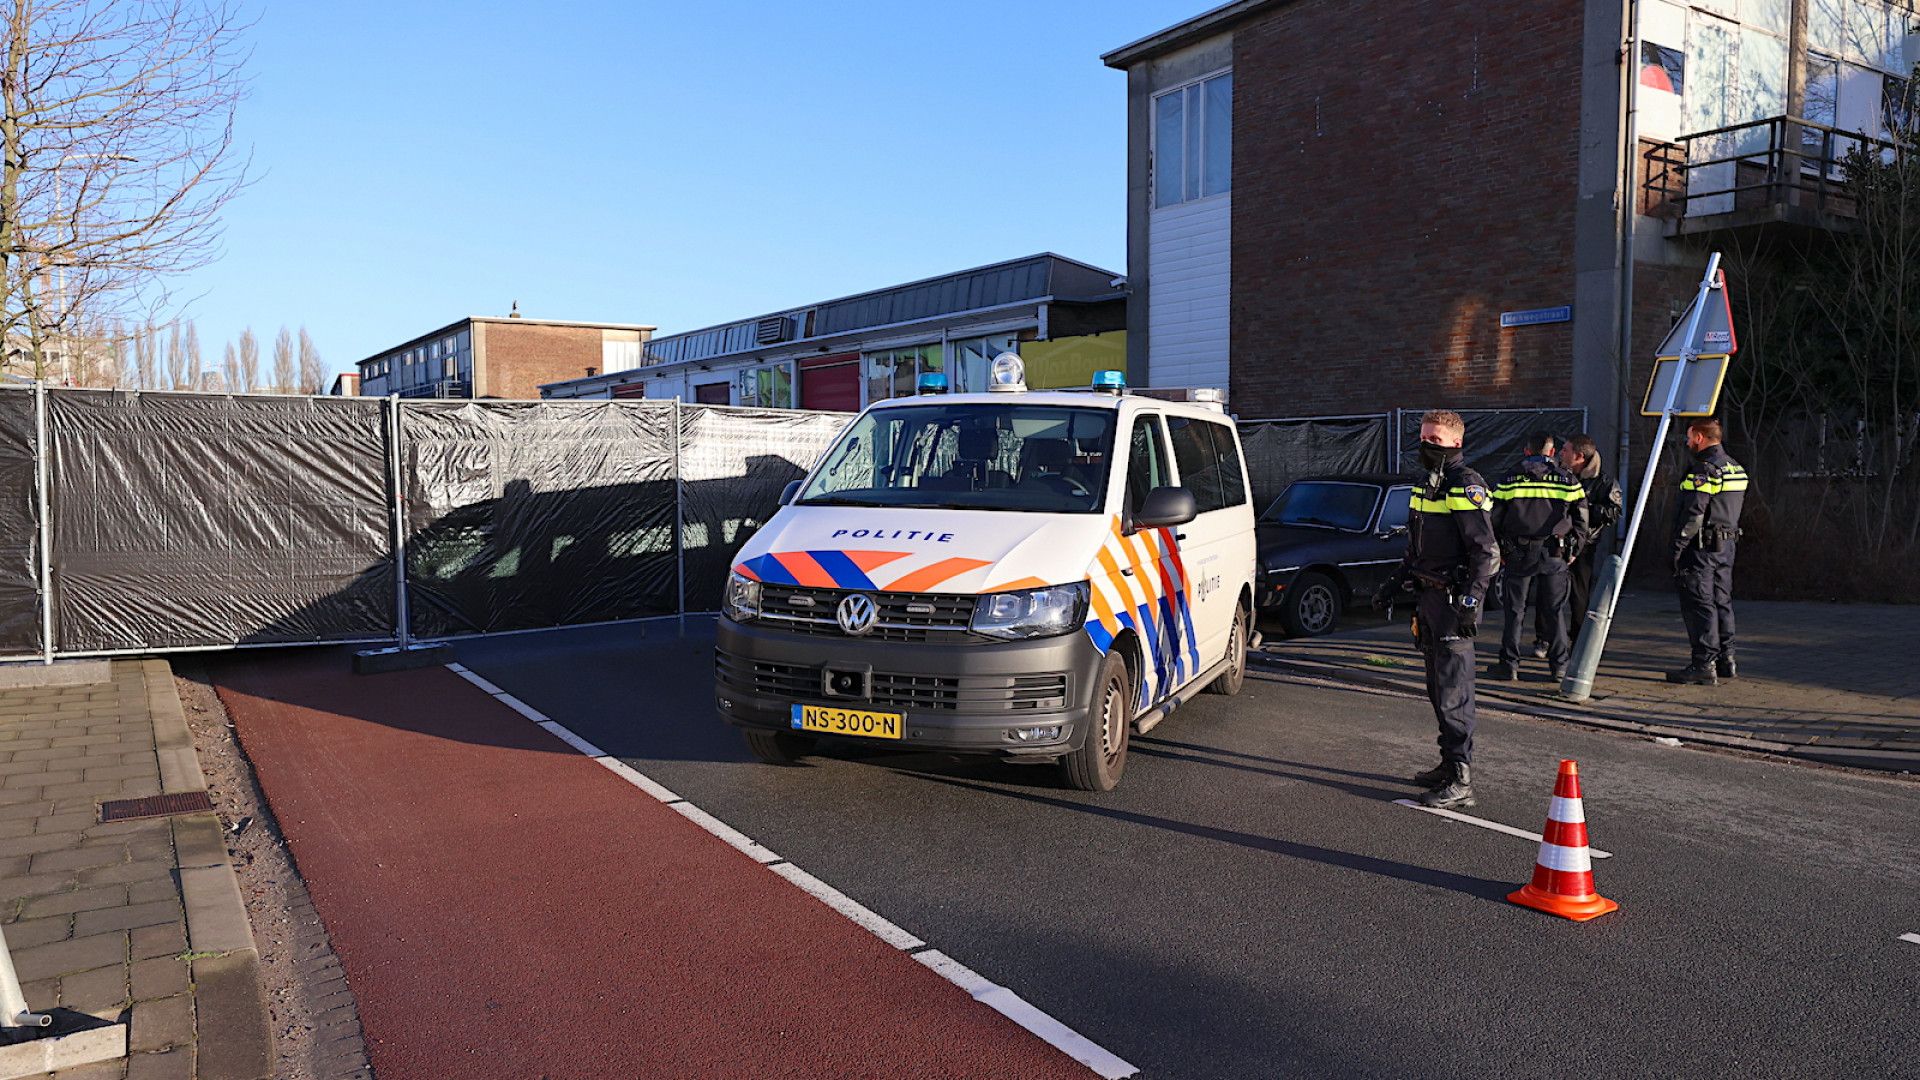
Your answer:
[1653,269,1736,357]
[1640,354,1730,417]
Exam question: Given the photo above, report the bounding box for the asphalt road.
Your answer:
[453,618,1920,1079]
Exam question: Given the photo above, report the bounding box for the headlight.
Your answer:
[971,581,1088,640]
[723,572,761,622]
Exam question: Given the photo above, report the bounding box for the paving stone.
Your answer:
[82,764,152,782]
[37,812,101,834]
[124,1046,193,1080]
[129,956,190,1002]
[48,1059,128,1080]
[74,899,181,937]
[59,962,130,1012]
[78,860,173,888]
[31,844,128,874]
[13,930,129,981]
[125,879,176,907]
[0,831,77,858]
[191,951,270,1080]
[128,923,185,962]
[5,913,74,949]
[0,818,33,838]
[129,994,193,1053]
[0,798,53,822]
[21,885,128,919]
[5,769,84,788]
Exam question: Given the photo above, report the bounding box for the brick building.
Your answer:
[1105,0,1918,458]
[355,314,655,400]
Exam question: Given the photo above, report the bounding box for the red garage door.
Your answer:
[801,353,860,412]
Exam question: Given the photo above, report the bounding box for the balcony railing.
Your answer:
[1641,115,1907,232]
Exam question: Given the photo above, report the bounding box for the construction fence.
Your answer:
[0,386,1584,661]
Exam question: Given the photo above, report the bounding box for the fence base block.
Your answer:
[352,643,453,675]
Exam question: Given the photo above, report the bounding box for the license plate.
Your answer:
[791,703,904,740]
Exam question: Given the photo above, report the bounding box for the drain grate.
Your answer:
[98,791,214,823]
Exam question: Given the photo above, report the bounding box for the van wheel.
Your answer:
[1206,604,1249,696]
[1282,571,1343,637]
[744,728,814,766]
[1061,650,1131,792]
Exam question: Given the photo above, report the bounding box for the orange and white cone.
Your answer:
[1508,759,1619,922]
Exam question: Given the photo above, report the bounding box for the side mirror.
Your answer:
[780,480,803,505]
[1134,486,1197,530]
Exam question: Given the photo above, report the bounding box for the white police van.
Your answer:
[715,356,1257,791]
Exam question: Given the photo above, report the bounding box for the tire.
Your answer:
[1206,603,1249,696]
[1281,570,1343,637]
[1060,650,1132,792]
[743,728,814,766]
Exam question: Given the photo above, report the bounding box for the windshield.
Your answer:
[1260,481,1379,531]
[800,403,1117,513]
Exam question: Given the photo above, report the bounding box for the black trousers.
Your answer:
[1416,588,1475,765]
[1503,565,1569,667]
[1676,543,1737,664]
[1540,545,1600,645]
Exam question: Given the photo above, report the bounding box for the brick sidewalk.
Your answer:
[0,661,269,1079]
[1258,590,1920,771]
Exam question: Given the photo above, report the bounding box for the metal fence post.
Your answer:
[673,398,686,630]
[34,382,53,664]
[0,922,51,1028]
[387,395,411,648]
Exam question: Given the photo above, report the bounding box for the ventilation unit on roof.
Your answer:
[755,316,792,345]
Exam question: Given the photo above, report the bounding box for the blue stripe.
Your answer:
[744,554,798,586]
[807,550,875,591]
[1086,620,1114,653]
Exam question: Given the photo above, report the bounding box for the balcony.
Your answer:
[1641,115,1905,237]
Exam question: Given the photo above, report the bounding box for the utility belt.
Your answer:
[1408,567,1466,600]
[1502,534,1575,557]
[1690,524,1741,552]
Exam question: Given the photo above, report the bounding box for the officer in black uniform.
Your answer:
[1551,433,1622,646]
[1668,418,1749,685]
[1491,432,1588,682]
[1373,410,1500,809]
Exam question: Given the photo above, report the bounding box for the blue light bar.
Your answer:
[1092,370,1127,393]
[917,371,949,395]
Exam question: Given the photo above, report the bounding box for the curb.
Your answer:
[140,660,274,1080]
[1249,652,1920,776]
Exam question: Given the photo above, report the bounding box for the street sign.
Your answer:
[1500,306,1572,327]
[1653,270,1736,356]
[1640,354,1730,417]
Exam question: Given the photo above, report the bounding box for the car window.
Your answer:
[1127,414,1171,516]
[1378,487,1412,531]
[1209,421,1248,508]
[1166,415,1223,513]
[1260,482,1379,531]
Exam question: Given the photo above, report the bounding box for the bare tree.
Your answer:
[296,325,321,393]
[0,1,249,377]
[132,322,156,388]
[165,322,184,388]
[220,338,236,391]
[235,326,257,392]
[183,319,200,388]
[269,325,292,392]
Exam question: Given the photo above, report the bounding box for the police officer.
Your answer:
[1551,434,1622,645]
[1373,410,1499,809]
[1668,418,1749,685]
[1491,432,1588,682]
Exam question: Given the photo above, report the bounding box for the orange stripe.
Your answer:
[775,552,839,589]
[1094,546,1132,604]
[845,550,912,573]
[1089,582,1119,631]
[884,557,992,593]
[984,576,1050,593]
[734,563,760,581]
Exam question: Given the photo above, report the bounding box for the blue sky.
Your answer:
[178,0,1201,375]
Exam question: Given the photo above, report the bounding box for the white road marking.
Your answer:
[1899,933,1920,946]
[441,661,1137,1079]
[1393,799,1614,859]
[913,950,1139,1080]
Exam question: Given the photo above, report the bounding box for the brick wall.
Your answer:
[478,323,607,400]
[1229,0,1587,418]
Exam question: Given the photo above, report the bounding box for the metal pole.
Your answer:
[1614,0,1643,531]
[673,398,686,635]
[387,395,411,649]
[1564,251,1722,701]
[34,382,53,664]
[0,923,53,1029]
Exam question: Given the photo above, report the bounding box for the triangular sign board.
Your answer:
[1653,268,1736,358]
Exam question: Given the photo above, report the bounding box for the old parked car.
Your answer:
[1256,474,1414,636]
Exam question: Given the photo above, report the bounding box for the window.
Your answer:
[948,335,1019,394]
[736,362,794,408]
[1167,416,1245,514]
[1126,415,1171,518]
[1261,482,1379,532]
[862,344,942,403]
[1378,487,1413,532]
[1885,74,1915,134]
[1640,41,1684,95]
[1152,71,1231,209]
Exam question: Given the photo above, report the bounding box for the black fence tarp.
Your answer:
[47,391,394,652]
[400,400,679,637]
[677,406,851,612]
[1238,417,1391,515]
[1394,408,1591,478]
[0,390,41,657]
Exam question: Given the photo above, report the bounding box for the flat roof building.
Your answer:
[357,314,655,400]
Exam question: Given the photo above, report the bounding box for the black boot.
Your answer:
[1410,762,1450,788]
[1716,653,1737,680]
[1488,661,1519,681]
[1548,662,1566,683]
[1666,662,1719,686]
[1420,762,1474,808]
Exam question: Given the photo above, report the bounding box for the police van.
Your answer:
[715,355,1257,791]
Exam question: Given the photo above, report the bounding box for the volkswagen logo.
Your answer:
[836,593,878,636]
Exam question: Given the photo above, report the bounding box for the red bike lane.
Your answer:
[213,651,1096,1080]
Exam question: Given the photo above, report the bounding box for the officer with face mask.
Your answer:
[1373,409,1500,809]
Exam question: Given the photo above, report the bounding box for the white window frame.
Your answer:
[1150,67,1232,210]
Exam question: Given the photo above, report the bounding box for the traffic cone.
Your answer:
[1508,759,1619,921]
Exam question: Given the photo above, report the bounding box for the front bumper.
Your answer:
[714,616,1103,757]
[1256,568,1299,610]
